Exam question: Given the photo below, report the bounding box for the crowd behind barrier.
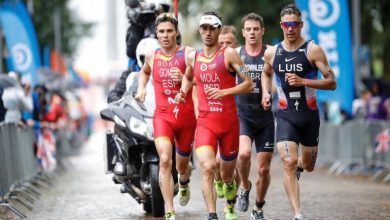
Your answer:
[318,119,390,182]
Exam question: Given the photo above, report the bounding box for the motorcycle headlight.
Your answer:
[128,116,153,140]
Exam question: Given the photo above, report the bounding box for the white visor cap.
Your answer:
[199,15,222,28]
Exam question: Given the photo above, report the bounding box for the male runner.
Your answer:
[261,4,337,220]
[135,12,196,220]
[235,13,274,220]
[176,11,253,220]
[218,25,238,48]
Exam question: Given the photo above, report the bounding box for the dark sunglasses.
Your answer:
[281,21,301,29]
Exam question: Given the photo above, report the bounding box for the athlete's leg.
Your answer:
[155,137,175,213]
[298,145,318,172]
[196,146,218,213]
[176,153,192,181]
[154,117,176,213]
[214,151,224,198]
[237,135,252,190]
[255,151,273,205]
[277,141,300,216]
[194,121,220,215]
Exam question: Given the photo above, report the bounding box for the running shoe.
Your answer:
[294,213,304,220]
[223,181,237,200]
[237,181,252,212]
[225,204,238,220]
[178,174,191,206]
[207,212,219,220]
[214,179,224,198]
[165,211,177,220]
[251,209,265,220]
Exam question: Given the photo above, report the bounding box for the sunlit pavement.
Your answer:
[21,128,390,220]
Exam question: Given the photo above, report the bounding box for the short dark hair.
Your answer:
[242,13,264,28]
[280,4,302,19]
[155,12,178,31]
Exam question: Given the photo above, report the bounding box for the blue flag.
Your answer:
[295,0,355,114]
[0,0,41,86]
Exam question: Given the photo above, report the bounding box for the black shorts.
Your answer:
[238,111,275,153]
[276,110,320,147]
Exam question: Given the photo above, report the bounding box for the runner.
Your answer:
[235,13,274,220]
[135,12,196,220]
[176,11,253,220]
[261,4,337,220]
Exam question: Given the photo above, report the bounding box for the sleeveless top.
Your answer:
[236,45,272,117]
[273,41,318,116]
[152,46,194,117]
[194,47,237,119]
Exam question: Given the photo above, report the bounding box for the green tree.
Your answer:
[179,0,292,45]
[32,0,93,59]
[361,0,390,79]
[179,0,389,79]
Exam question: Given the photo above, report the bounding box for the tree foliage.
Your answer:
[361,0,390,79]
[32,0,94,59]
[178,0,389,79]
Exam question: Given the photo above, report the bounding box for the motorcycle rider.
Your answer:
[135,12,196,220]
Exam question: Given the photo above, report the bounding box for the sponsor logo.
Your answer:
[294,100,299,111]
[208,63,216,70]
[164,89,171,95]
[12,43,32,71]
[289,91,301,99]
[173,106,179,119]
[277,48,282,55]
[285,57,296,62]
[200,63,208,71]
[207,101,223,106]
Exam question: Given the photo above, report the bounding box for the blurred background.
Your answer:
[0,0,389,219]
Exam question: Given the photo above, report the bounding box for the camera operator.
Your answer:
[108,0,171,103]
[125,0,171,71]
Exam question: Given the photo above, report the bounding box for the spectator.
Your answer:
[352,89,371,119]
[366,81,390,120]
[1,71,33,124]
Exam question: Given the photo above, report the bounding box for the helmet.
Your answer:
[144,0,171,12]
[136,38,160,68]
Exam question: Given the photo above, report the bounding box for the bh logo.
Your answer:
[11,43,32,72]
[309,0,340,27]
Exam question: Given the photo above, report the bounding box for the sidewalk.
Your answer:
[19,131,390,220]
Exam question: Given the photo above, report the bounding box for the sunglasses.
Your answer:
[281,21,301,29]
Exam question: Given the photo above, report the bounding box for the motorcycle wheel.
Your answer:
[149,163,164,217]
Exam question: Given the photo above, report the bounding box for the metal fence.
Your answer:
[0,122,53,218]
[318,119,390,182]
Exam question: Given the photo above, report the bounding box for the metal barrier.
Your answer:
[318,119,390,182]
[0,123,39,218]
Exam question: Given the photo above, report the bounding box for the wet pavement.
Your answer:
[3,131,390,220]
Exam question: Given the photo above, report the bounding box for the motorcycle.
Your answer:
[100,72,177,217]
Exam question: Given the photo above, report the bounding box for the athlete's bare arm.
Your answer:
[175,50,195,103]
[286,42,337,90]
[169,46,195,83]
[261,46,275,111]
[206,47,254,99]
[135,50,154,102]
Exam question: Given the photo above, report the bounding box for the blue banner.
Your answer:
[0,0,41,86]
[295,0,354,114]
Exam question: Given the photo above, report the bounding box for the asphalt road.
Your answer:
[4,131,389,220]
